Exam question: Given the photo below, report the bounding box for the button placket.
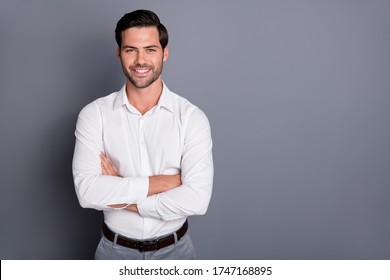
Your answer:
[139,118,148,174]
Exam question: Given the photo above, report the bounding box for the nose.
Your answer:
[135,50,146,65]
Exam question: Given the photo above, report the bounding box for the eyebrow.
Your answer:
[122,45,160,49]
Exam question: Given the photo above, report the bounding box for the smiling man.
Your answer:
[72,10,213,260]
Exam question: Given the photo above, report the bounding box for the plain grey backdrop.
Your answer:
[1,0,389,259]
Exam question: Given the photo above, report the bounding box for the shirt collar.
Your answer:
[113,82,174,113]
[157,82,174,113]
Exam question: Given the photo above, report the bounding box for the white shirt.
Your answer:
[72,83,213,239]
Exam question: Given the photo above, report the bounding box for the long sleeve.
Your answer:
[137,108,213,221]
[72,102,149,211]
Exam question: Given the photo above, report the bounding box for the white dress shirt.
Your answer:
[72,83,213,239]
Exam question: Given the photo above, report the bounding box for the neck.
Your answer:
[126,78,163,115]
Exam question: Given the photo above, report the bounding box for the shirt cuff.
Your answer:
[137,195,159,219]
[127,176,149,204]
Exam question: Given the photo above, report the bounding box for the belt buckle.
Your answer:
[138,238,160,252]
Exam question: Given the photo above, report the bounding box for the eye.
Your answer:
[125,48,136,54]
[146,48,157,53]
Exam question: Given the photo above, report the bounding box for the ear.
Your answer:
[163,45,169,62]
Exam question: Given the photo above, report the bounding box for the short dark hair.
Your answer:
[115,10,169,49]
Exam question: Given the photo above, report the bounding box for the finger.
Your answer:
[100,153,118,176]
[100,153,111,175]
[100,159,108,175]
[101,161,109,175]
[100,154,112,171]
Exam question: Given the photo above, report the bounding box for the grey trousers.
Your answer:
[94,231,196,260]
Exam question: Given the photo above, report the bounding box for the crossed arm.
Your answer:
[100,153,182,212]
[73,102,213,220]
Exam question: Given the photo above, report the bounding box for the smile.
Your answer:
[133,67,151,75]
[135,69,149,73]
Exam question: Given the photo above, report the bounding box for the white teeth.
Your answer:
[135,69,149,73]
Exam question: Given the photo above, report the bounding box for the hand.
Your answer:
[100,153,137,212]
[100,152,120,177]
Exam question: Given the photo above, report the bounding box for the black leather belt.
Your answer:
[102,220,188,252]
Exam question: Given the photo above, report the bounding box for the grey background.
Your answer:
[1,0,389,259]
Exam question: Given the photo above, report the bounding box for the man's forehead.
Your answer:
[122,26,159,37]
[121,27,160,46]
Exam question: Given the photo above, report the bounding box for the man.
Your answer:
[72,10,213,260]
